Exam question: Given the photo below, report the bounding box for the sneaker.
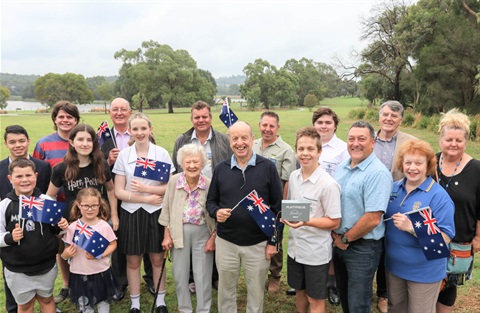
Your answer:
[56,307,64,313]
[188,282,196,293]
[377,297,388,313]
[54,288,69,304]
[266,277,280,293]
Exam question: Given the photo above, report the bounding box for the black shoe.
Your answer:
[54,288,69,304]
[328,286,340,305]
[286,288,296,296]
[129,309,140,313]
[112,289,124,302]
[148,284,156,295]
[156,305,169,313]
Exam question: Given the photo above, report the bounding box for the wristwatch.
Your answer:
[341,234,350,244]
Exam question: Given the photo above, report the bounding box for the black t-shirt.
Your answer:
[435,154,480,242]
[51,160,112,219]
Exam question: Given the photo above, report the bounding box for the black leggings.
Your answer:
[437,284,457,307]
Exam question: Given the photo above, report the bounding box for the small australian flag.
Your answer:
[73,220,108,259]
[133,157,171,182]
[97,120,113,147]
[20,195,66,224]
[219,97,238,128]
[239,190,276,237]
[409,206,449,261]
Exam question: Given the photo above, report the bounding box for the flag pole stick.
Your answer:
[383,209,423,221]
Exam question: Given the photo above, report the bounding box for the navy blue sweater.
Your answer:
[207,155,283,246]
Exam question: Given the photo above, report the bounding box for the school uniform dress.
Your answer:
[112,142,175,255]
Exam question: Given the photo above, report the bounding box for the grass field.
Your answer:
[0,97,479,312]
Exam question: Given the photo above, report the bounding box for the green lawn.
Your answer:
[0,97,479,312]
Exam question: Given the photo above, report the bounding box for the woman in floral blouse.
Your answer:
[159,144,216,313]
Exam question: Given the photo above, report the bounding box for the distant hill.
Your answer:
[215,75,245,85]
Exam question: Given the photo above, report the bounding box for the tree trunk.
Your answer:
[168,100,174,113]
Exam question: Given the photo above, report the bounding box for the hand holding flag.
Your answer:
[73,220,109,259]
[408,206,449,260]
[20,195,66,224]
[237,190,276,237]
[219,97,238,128]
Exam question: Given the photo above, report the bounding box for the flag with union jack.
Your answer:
[409,206,449,260]
[97,120,113,147]
[219,97,238,128]
[20,195,66,224]
[133,157,171,182]
[239,190,276,237]
[73,220,109,258]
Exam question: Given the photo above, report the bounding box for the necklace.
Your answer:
[439,155,462,188]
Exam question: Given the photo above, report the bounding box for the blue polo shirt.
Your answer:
[334,153,392,240]
[384,177,455,283]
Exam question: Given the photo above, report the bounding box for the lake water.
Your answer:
[5,101,106,112]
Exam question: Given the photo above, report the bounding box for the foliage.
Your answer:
[95,81,114,102]
[303,94,318,112]
[365,108,379,122]
[34,72,94,108]
[132,92,149,112]
[0,85,11,109]
[0,73,39,99]
[402,110,415,126]
[114,40,216,113]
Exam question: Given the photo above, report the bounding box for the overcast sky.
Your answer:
[1,0,385,79]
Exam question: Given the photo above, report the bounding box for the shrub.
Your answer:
[402,111,415,126]
[417,116,430,129]
[412,112,423,128]
[365,109,379,122]
[428,115,440,132]
[35,108,47,113]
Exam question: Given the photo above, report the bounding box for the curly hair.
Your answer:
[438,108,470,140]
[395,139,437,176]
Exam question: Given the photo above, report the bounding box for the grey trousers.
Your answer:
[171,223,213,313]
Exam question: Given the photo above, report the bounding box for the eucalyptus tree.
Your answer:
[114,40,215,113]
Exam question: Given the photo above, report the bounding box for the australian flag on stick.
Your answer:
[219,97,238,128]
[409,206,449,261]
[97,120,113,147]
[73,220,108,259]
[20,195,66,224]
[133,157,171,182]
[239,190,276,237]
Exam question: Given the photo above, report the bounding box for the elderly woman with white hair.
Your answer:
[159,144,216,313]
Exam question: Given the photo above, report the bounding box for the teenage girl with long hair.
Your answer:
[47,124,118,303]
[113,113,174,313]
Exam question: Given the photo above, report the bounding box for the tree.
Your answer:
[34,72,94,108]
[241,59,278,109]
[96,81,114,113]
[86,76,107,100]
[303,94,318,112]
[0,85,11,109]
[114,41,216,113]
[132,92,149,112]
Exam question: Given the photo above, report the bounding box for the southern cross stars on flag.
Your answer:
[133,157,171,182]
[409,206,449,261]
[97,120,113,147]
[219,97,238,128]
[20,195,66,224]
[239,190,276,237]
[73,220,108,259]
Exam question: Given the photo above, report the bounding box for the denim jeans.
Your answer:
[333,238,383,313]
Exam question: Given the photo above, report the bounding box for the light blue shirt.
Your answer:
[334,152,392,240]
[231,152,257,172]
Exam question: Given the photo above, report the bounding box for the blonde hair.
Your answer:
[438,109,470,140]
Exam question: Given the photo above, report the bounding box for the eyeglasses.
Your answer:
[79,204,100,210]
[110,108,130,113]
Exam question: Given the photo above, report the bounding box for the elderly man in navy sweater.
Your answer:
[207,121,283,313]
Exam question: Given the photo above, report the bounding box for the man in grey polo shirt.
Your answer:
[252,111,296,293]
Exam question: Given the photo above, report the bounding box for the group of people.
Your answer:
[0,97,478,313]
